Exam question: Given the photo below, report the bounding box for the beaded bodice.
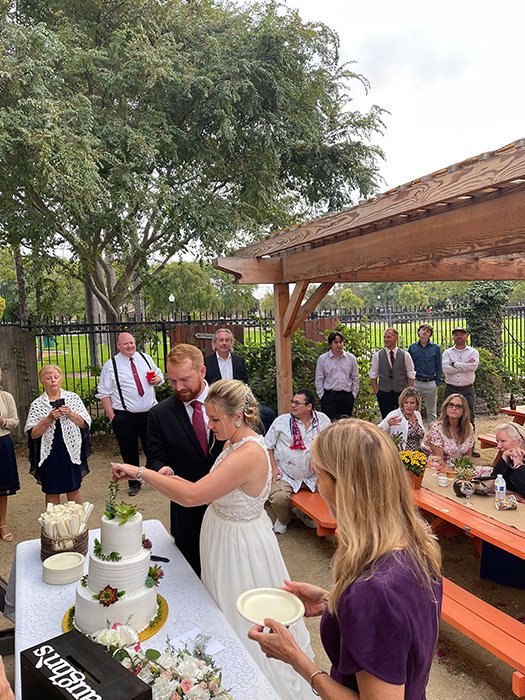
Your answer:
[209,435,271,522]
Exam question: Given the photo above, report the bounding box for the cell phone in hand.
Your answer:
[51,398,65,408]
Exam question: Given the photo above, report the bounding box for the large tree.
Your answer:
[0,0,385,321]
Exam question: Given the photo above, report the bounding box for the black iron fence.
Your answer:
[5,304,525,418]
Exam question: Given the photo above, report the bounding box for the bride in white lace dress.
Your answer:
[113,379,313,699]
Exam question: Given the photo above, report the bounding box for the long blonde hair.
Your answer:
[311,419,441,614]
[438,393,472,443]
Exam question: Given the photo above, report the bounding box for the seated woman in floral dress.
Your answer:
[426,393,474,466]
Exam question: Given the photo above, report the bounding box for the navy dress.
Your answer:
[0,434,20,496]
[29,422,90,494]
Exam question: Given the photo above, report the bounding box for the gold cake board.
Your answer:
[62,594,168,642]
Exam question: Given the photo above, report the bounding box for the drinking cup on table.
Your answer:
[428,455,441,472]
[146,371,156,383]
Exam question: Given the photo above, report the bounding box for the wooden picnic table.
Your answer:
[414,475,525,696]
[499,406,525,425]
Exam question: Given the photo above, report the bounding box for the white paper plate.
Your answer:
[43,552,85,585]
[236,588,305,626]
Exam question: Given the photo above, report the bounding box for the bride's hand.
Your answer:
[111,462,136,480]
[281,580,328,617]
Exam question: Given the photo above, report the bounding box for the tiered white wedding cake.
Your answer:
[74,510,160,634]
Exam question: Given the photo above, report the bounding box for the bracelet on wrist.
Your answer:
[136,466,146,484]
[309,669,328,696]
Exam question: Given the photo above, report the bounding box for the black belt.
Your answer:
[445,383,473,390]
[325,389,351,394]
[416,377,435,382]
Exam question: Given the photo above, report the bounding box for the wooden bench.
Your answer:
[478,433,497,449]
[289,491,337,537]
[442,577,525,697]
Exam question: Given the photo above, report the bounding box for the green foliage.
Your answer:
[0,294,5,319]
[397,283,429,308]
[114,502,138,526]
[239,322,378,421]
[104,480,119,519]
[475,347,512,414]
[466,282,513,356]
[93,538,121,562]
[1,0,385,320]
[337,287,364,309]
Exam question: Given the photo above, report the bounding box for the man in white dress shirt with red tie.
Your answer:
[315,331,359,420]
[369,328,415,419]
[97,332,164,496]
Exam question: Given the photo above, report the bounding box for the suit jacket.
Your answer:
[204,352,249,385]
[146,394,224,576]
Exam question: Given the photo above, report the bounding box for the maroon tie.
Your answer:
[390,350,395,367]
[130,357,145,396]
[191,400,208,455]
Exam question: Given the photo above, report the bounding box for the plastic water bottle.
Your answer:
[494,474,506,508]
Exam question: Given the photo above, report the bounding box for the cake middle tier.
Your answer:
[88,547,151,594]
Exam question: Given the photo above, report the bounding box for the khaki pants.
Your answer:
[268,479,294,524]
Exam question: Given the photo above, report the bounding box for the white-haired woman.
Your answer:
[25,365,91,505]
[112,379,313,700]
[0,369,20,542]
[480,422,525,588]
[248,419,442,699]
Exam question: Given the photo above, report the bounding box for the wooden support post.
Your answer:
[274,284,293,415]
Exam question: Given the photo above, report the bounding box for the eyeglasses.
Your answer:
[290,400,308,406]
[448,403,464,409]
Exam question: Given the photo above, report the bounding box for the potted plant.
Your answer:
[451,456,475,498]
[399,450,427,489]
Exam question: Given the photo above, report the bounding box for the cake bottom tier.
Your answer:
[75,584,158,634]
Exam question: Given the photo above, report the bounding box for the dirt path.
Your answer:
[2,417,524,698]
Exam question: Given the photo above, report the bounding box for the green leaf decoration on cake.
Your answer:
[148,564,164,587]
[145,576,154,588]
[80,575,88,587]
[114,502,138,526]
[93,585,126,607]
[104,480,119,519]
[94,538,122,562]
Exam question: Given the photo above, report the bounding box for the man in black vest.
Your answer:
[369,328,415,418]
[146,344,224,576]
[97,332,164,496]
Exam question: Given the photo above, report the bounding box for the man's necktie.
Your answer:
[130,357,145,396]
[191,400,208,455]
[390,350,395,367]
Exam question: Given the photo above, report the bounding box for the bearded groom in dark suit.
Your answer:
[147,344,224,576]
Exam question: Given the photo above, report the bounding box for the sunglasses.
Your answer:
[448,402,464,409]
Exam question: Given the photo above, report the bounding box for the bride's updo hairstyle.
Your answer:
[206,379,260,428]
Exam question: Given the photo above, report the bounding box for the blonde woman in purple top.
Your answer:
[249,419,442,699]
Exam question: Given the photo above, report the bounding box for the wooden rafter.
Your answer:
[282,281,308,337]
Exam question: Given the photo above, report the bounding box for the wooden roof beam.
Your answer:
[282,189,525,283]
[310,255,525,282]
[235,140,525,259]
[212,256,282,284]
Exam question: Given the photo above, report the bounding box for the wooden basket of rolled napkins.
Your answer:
[40,502,94,561]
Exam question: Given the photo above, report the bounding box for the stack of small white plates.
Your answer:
[42,552,85,585]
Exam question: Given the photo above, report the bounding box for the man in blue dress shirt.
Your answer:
[408,324,442,425]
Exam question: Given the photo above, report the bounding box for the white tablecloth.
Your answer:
[10,519,280,699]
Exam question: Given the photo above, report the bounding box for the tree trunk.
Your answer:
[12,244,28,324]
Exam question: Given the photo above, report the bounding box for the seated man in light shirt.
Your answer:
[265,388,331,534]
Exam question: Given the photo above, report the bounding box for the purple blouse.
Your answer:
[320,550,442,699]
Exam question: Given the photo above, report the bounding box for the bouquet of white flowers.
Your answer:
[91,623,233,700]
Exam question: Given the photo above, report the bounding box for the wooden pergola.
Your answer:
[214,138,525,414]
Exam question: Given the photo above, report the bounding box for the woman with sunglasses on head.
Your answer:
[248,419,442,699]
[426,393,474,468]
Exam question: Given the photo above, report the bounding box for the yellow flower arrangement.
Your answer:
[399,450,427,476]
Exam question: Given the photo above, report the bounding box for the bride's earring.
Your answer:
[234,419,241,428]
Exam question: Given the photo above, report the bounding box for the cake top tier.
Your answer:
[99,513,143,559]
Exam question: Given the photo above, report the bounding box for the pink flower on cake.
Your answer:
[180,679,194,693]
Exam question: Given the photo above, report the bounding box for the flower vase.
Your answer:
[407,472,424,489]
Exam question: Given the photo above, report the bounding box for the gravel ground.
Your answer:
[1,416,524,698]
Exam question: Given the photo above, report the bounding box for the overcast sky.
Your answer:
[288,0,525,190]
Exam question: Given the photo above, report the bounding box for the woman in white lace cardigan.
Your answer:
[25,365,91,505]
